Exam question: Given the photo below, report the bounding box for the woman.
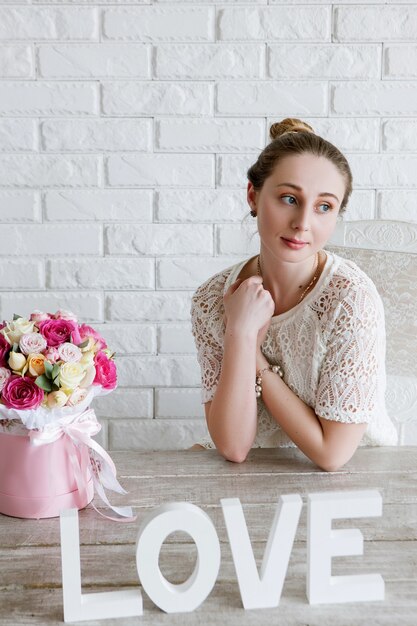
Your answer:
[191,118,398,471]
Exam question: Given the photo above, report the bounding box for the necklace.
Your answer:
[257,250,324,305]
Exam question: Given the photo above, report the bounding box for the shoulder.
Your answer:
[191,261,241,317]
[326,252,382,308]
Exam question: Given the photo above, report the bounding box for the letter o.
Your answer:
[136,502,221,613]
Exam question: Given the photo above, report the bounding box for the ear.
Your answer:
[247,182,258,211]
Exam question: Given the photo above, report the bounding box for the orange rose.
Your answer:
[27,353,46,377]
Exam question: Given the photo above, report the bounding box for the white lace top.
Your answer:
[191,251,398,448]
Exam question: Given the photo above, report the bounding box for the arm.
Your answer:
[204,277,275,463]
[255,350,366,471]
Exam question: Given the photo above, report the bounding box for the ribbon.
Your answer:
[29,409,136,522]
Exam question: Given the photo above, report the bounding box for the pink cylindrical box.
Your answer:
[0,430,94,519]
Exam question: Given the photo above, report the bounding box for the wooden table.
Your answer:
[1,447,417,625]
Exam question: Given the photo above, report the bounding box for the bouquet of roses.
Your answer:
[0,309,116,417]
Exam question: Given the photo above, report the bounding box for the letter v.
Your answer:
[221,495,302,610]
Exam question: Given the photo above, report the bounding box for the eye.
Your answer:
[281,195,297,205]
[317,203,332,213]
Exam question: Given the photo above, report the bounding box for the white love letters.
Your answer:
[60,490,384,622]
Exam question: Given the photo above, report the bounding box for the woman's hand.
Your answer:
[223,276,275,336]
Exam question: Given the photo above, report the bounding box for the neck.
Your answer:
[258,247,321,313]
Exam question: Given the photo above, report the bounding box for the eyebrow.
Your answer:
[274,182,340,203]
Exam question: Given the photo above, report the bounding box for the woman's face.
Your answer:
[247,153,346,264]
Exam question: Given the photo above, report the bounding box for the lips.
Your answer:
[282,238,308,244]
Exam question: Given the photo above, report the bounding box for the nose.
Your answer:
[291,206,310,232]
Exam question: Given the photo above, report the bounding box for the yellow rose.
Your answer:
[8,351,27,372]
[80,337,96,353]
[27,353,46,377]
[47,390,68,409]
[59,362,86,391]
[80,350,95,367]
[80,365,96,388]
[1,318,35,345]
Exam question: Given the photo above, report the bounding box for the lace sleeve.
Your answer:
[315,280,387,424]
[191,273,227,404]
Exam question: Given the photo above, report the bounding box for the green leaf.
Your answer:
[52,364,60,380]
[13,314,22,321]
[44,360,54,379]
[51,382,60,392]
[77,339,89,349]
[35,375,52,392]
[12,343,20,352]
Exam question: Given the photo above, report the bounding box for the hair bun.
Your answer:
[269,118,314,141]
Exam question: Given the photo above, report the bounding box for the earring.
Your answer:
[250,209,257,217]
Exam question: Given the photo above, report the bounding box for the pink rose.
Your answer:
[0,333,10,368]
[43,347,60,364]
[38,319,77,348]
[1,376,44,410]
[93,351,117,390]
[53,309,78,322]
[0,367,11,392]
[19,332,47,356]
[30,310,51,323]
[79,324,107,350]
[57,342,82,363]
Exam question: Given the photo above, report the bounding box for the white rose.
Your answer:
[0,366,11,391]
[1,318,35,345]
[80,350,95,367]
[59,362,86,390]
[8,351,27,372]
[54,309,78,322]
[19,332,47,356]
[57,342,82,363]
[80,365,96,389]
[66,387,88,407]
[47,390,68,409]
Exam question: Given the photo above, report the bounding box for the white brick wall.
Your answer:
[1,0,416,449]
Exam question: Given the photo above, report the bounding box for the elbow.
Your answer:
[316,457,347,473]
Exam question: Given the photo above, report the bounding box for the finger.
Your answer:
[224,278,243,296]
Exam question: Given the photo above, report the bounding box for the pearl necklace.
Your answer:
[257,250,324,305]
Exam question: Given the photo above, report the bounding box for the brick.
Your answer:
[48,258,154,290]
[349,154,417,188]
[331,82,417,116]
[378,190,417,221]
[384,45,417,79]
[0,82,97,116]
[0,292,103,323]
[216,224,259,256]
[217,154,258,187]
[0,191,40,222]
[0,7,97,41]
[157,324,196,355]
[218,6,330,41]
[0,224,101,256]
[156,189,246,223]
[335,6,417,42]
[156,389,204,418]
[94,324,156,355]
[216,81,327,115]
[106,154,214,187]
[0,119,37,152]
[103,6,213,42]
[155,44,264,79]
[41,119,151,152]
[0,45,32,77]
[273,117,380,152]
[94,388,153,420]
[344,191,375,221]
[44,189,153,222]
[116,356,200,386]
[107,292,193,323]
[382,120,417,152]
[0,155,98,187]
[268,44,380,79]
[0,260,44,289]
[156,118,264,152]
[108,419,207,451]
[157,257,238,289]
[102,81,212,116]
[37,44,150,78]
[106,224,212,256]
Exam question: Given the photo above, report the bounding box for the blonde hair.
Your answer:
[247,117,352,213]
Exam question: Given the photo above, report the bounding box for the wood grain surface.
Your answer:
[1,447,416,625]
